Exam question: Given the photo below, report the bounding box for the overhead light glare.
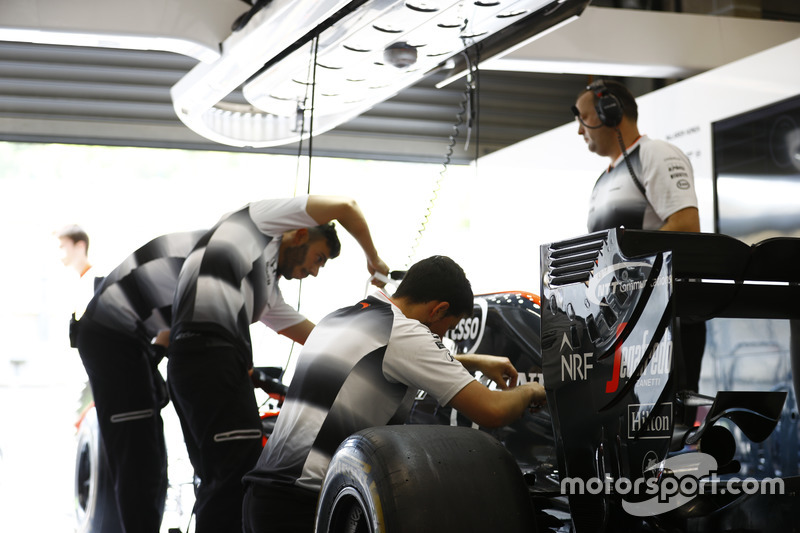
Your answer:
[497,10,528,18]
[169,0,587,147]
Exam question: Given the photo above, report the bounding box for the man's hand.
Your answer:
[525,382,547,411]
[455,353,519,390]
[367,257,390,287]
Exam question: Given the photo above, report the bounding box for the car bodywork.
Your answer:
[400,228,800,532]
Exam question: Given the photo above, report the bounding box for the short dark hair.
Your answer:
[583,79,638,122]
[308,222,341,259]
[393,255,473,318]
[56,224,90,253]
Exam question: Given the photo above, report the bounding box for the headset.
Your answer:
[590,81,624,128]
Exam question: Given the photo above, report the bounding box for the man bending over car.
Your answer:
[242,255,546,533]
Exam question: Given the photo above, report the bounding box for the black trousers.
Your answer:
[76,318,168,533]
[242,482,318,533]
[167,339,263,533]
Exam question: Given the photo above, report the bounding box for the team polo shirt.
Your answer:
[587,135,698,232]
[171,196,316,356]
[244,291,476,493]
[82,230,207,342]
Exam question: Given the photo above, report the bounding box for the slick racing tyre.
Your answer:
[316,425,537,533]
[75,406,122,533]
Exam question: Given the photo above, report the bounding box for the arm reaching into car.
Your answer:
[448,380,545,429]
[455,353,518,390]
[450,353,545,428]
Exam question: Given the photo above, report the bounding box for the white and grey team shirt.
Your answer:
[244,291,476,493]
[171,196,316,354]
[587,135,698,232]
[82,230,207,342]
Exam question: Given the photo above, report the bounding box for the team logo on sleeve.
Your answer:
[431,333,453,360]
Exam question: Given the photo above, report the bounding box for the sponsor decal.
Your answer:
[478,371,544,390]
[431,334,450,356]
[627,402,673,439]
[606,327,673,394]
[445,299,488,353]
[587,261,663,307]
[676,179,690,190]
[560,332,594,382]
[642,450,660,477]
[449,316,481,342]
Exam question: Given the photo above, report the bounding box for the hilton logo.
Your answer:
[628,402,673,440]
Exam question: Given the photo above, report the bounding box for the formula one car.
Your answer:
[314,228,800,533]
[75,228,800,533]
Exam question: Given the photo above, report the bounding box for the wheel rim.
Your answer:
[76,440,92,513]
[328,487,373,533]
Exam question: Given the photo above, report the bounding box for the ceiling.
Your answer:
[0,39,587,163]
[0,0,798,164]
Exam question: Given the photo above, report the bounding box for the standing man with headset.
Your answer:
[571,79,705,423]
[572,79,700,233]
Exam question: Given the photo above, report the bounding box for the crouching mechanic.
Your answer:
[75,230,207,532]
[168,195,388,533]
[242,255,547,533]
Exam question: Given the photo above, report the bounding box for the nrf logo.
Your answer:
[560,332,594,382]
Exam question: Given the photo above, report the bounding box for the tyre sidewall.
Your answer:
[74,407,121,533]
[317,425,536,533]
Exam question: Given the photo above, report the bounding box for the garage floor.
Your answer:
[0,354,197,533]
[0,358,79,532]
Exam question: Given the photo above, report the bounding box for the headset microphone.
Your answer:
[571,105,603,130]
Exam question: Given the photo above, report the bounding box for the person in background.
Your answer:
[242,255,546,533]
[56,224,92,279]
[75,230,207,533]
[167,195,389,533]
[572,79,705,423]
[55,224,96,324]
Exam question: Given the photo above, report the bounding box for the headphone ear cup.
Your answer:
[595,90,623,128]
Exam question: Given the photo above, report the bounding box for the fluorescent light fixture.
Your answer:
[171,0,587,148]
[243,0,553,120]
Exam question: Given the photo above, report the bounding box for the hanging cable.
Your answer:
[284,35,320,376]
[405,49,478,268]
[293,37,319,197]
[306,36,319,193]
